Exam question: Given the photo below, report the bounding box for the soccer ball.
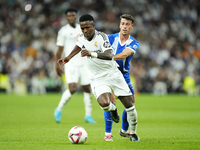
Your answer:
[68,126,87,144]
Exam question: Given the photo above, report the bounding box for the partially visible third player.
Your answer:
[54,8,96,124]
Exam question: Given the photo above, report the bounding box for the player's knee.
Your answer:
[97,93,111,107]
[69,88,76,94]
[68,83,78,94]
[82,85,91,93]
[100,102,111,111]
[99,100,110,107]
[97,98,110,107]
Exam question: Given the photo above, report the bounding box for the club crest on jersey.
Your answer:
[133,45,138,50]
[103,41,111,48]
[94,42,98,48]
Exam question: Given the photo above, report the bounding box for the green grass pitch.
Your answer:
[0,93,200,150]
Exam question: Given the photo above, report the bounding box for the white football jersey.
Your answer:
[56,23,85,66]
[76,30,118,79]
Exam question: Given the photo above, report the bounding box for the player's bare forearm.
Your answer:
[113,48,134,60]
[81,49,113,60]
[57,45,81,67]
[56,46,64,60]
[68,45,82,59]
[55,46,64,76]
[97,49,113,60]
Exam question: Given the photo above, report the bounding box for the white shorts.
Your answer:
[64,64,90,86]
[90,70,132,99]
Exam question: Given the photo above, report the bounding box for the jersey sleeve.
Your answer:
[107,34,114,45]
[56,28,65,46]
[100,33,113,52]
[126,39,140,54]
[76,34,83,49]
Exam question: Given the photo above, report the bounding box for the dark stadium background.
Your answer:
[0,0,199,95]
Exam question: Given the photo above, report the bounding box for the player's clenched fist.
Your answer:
[57,57,70,67]
[81,49,91,57]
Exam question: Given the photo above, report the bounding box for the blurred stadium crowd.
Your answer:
[0,0,200,95]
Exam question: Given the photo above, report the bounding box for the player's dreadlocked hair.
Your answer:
[65,8,77,15]
[120,14,134,24]
[79,14,94,22]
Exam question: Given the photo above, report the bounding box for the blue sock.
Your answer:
[104,111,113,133]
[121,109,129,131]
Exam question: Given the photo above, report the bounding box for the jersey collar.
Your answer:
[118,32,130,46]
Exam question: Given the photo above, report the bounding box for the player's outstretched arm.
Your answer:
[57,57,68,67]
[55,46,64,76]
[81,49,113,60]
[57,45,81,67]
[113,48,134,60]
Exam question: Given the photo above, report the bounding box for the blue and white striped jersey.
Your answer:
[108,33,139,74]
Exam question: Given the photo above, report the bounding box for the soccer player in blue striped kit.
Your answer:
[103,14,140,141]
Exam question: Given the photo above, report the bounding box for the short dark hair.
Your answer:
[120,14,134,24]
[64,8,77,15]
[79,14,94,22]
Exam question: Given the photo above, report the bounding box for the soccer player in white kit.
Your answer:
[54,9,96,124]
[57,14,139,141]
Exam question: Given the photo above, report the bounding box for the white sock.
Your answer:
[126,105,137,135]
[57,89,71,111]
[105,132,112,136]
[83,92,92,116]
[121,129,128,133]
[101,102,116,111]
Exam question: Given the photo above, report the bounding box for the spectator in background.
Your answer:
[0,0,199,95]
